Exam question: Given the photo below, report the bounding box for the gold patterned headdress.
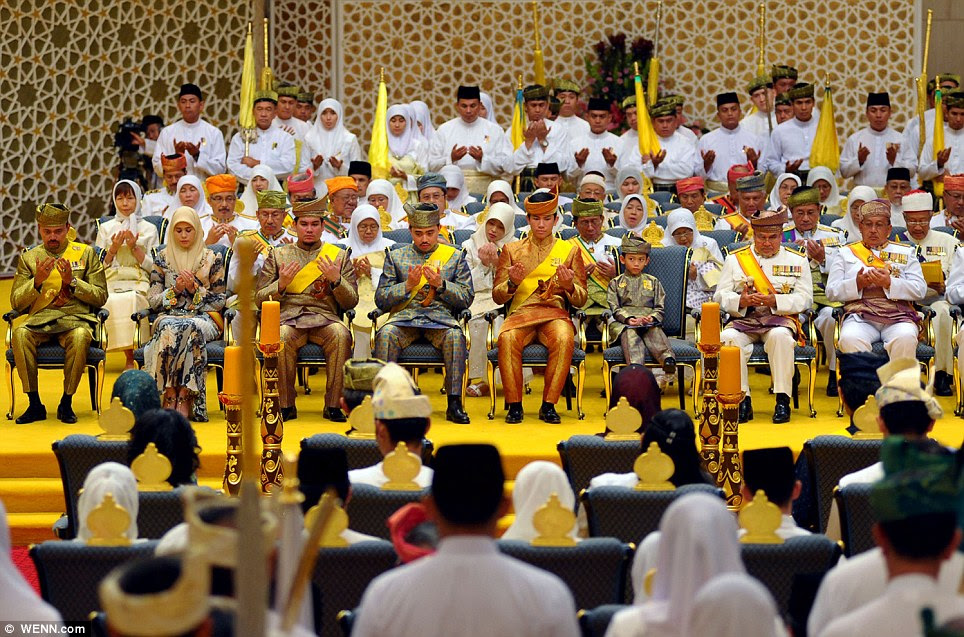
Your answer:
[36,203,70,227]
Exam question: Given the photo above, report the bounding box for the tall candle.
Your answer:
[700,302,720,346]
[223,345,242,396]
[260,301,281,345]
[718,346,742,396]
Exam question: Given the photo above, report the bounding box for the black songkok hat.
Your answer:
[457,85,481,101]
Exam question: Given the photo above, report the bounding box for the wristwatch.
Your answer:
[539,140,549,150]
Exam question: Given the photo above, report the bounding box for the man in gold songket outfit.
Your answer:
[10,204,107,423]
[493,191,587,423]
[256,198,358,422]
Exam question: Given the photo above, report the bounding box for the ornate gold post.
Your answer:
[715,389,746,509]
[257,341,285,493]
[219,392,243,495]
[697,342,721,477]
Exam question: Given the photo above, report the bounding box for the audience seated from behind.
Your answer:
[75,462,139,543]
[298,446,380,545]
[501,461,579,543]
[689,573,784,637]
[127,409,200,488]
[606,364,662,434]
[111,369,162,419]
[741,446,811,540]
[0,499,62,621]
[387,502,439,564]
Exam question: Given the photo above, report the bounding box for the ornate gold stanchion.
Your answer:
[258,336,285,493]
[716,345,745,509]
[697,302,722,477]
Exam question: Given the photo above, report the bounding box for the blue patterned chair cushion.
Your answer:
[296,343,328,362]
[396,342,445,363]
[602,338,700,365]
[747,343,816,363]
[7,343,105,366]
[870,341,934,360]
[487,344,586,365]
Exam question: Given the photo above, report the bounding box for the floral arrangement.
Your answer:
[583,33,655,132]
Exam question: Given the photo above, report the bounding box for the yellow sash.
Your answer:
[848,242,886,268]
[509,239,573,314]
[245,231,272,255]
[30,242,86,314]
[285,243,344,294]
[722,213,753,237]
[734,249,775,294]
[569,237,612,292]
[392,244,457,313]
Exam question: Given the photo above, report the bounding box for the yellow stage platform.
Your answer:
[1,279,962,544]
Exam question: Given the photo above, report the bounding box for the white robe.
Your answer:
[552,114,591,141]
[919,125,964,180]
[740,110,778,138]
[227,125,297,185]
[347,462,434,488]
[141,189,177,218]
[274,116,313,173]
[151,118,226,179]
[762,117,820,175]
[95,217,159,350]
[839,126,915,188]
[428,117,509,177]
[506,119,576,177]
[638,132,699,185]
[903,107,936,160]
[569,130,622,188]
[696,125,764,183]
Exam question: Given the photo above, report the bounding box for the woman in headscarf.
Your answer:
[96,180,160,368]
[75,462,140,544]
[144,206,226,421]
[305,98,362,188]
[479,91,499,126]
[689,573,785,637]
[616,167,642,200]
[606,492,745,636]
[609,364,661,430]
[239,164,287,218]
[768,172,802,210]
[0,500,61,621]
[346,204,396,358]
[366,178,408,229]
[483,179,524,215]
[663,209,724,324]
[616,193,649,235]
[440,164,478,211]
[832,185,876,240]
[501,461,578,542]
[111,369,162,419]
[409,100,436,141]
[387,103,428,193]
[127,409,201,487]
[462,202,517,396]
[171,175,213,223]
[807,166,843,215]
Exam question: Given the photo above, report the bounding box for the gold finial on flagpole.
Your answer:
[923,9,933,76]
[517,74,523,90]
[634,61,640,76]
[531,1,541,49]
[379,67,384,83]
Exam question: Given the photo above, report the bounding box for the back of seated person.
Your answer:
[76,462,139,543]
[127,409,200,487]
[298,446,381,545]
[741,446,810,539]
[111,369,162,419]
[606,364,661,435]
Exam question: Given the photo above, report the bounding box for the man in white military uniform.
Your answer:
[826,199,927,360]
[897,190,958,395]
[715,209,813,423]
[201,174,258,249]
[151,83,227,181]
[697,92,764,193]
[782,186,845,396]
[352,443,580,637]
[226,90,296,185]
[714,171,768,238]
[347,363,434,489]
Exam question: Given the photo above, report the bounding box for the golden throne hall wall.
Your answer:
[0,0,249,275]
[275,0,914,149]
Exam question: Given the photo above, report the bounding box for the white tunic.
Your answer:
[903,108,936,160]
[637,132,699,185]
[818,573,964,637]
[740,110,778,138]
[825,241,927,305]
[203,214,260,251]
[919,125,964,180]
[226,125,297,185]
[428,117,509,177]
[761,117,820,175]
[809,549,964,637]
[273,116,311,141]
[352,536,580,637]
[945,245,964,304]
[715,246,814,316]
[141,189,177,218]
[506,120,576,177]
[347,461,434,488]
[552,114,590,141]
[839,126,914,188]
[569,130,622,188]
[696,125,764,183]
[151,118,226,179]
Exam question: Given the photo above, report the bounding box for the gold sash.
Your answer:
[734,249,776,295]
[848,242,887,268]
[285,243,344,294]
[509,239,573,314]
[569,237,612,292]
[391,243,457,313]
[30,242,86,314]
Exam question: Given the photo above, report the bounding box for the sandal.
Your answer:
[466,382,489,397]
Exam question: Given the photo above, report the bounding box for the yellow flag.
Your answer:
[510,84,526,150]
[809,83,840,172]
[368,72,390,180]
[647,58,659,106]
[238,23,255,130]
[634,66,660,157]
[933,82,945,198]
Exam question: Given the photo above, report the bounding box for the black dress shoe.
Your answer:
[772,393,791,424]
[826,371,838,397]
[538,402,561,424]
[662,357,677,374]
[446,396,470,424]
[56,404,77,424]
[738,396,753,423]
[934,371,954,397]
[505,403,524,424]
[280,406,298,421]
[323,407,347,422]
[16,403,46,424]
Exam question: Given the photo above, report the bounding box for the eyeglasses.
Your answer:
[904,220,931,226]
[336,194,359,203]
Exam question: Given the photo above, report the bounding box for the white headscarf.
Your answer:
[618,193,649,233]
[807,166,842,214]
[163,207,207,273]
[501,461,577,542]
[664,208,725,263]
[175,175,212,219]
[0,499,62,621]
[306,98,351,158]
[409,100,435,141]
[480,91,498,126]
[484,180,523,215]
[768,172,802,210]
[387,103,419,158]
[468,202,516,252]
[112,179,144,232]
[689,573,781,637]
[835,185,877,240]
[240,164,285,217]
[76,462,139,543]
[440,165,476,210]
[367,179,406,227]
[346,204,395,260]
[630,493,744,635]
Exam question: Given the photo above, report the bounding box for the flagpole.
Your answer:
[759,3,772,134]
[918,9,932,154]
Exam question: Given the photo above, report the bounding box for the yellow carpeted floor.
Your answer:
[2,277,962,544]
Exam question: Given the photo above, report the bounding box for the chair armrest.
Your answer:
[600,310,612,322]
[917,305,935,320]
[950,306,962,320]
[801,308,816,321]
[574,310,587,322]
[368,309,383,322]
[483,310,499,324]
[345,309,356,322]
[131,308,151,322]
[831,307,844,322]
[97,308,110,322]
[691,308,702,322]
[3,310,20,324]
[457,309,471,323]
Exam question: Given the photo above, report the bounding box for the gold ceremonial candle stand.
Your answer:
[716,389,745,509]
[219,392,243,495]
[697,342,721,479]
[258,341,285,493]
